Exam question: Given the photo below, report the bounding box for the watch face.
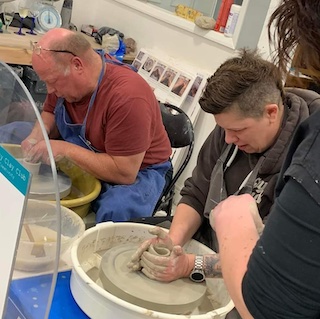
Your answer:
[190,270,205,283]
[35,5,62,32]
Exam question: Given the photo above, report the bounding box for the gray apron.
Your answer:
[202,144,266,251]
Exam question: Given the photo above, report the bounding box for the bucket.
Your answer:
[70,222,234,319]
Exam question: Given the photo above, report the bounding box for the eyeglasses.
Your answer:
[30,41,76,56]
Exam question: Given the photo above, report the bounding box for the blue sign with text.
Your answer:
[0,146,30,196]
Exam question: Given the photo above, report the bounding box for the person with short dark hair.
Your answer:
[129,49,320,294]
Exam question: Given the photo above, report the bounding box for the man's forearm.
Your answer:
[64,144,142,184]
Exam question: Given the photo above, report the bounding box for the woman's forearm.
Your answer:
[169,203,202,246]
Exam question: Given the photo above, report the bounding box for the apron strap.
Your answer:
[234,155,265,195]
[204,144,236,218]
[204,145,265,218]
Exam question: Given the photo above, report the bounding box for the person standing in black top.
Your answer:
[210,1,320,318]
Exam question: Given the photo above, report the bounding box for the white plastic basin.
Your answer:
[15,199,85,272]
[70,222,234,319]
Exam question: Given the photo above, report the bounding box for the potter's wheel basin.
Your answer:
[70,222,234,319]
[16,159,72,200]
[28,170,72,200]
[99,244,206,315]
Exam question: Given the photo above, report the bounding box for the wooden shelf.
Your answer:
[285,45,320,88]
[0,27,135,66]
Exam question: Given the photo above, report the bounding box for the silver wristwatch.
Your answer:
[189,255,205,283]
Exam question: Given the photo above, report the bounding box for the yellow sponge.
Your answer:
[175,4,203,22]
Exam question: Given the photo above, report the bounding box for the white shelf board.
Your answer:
[114,0,235,49]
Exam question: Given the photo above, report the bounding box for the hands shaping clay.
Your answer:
[100,243,207,314]
[128,226,192,282]
[128,226,173,271]
[22,158,41,176]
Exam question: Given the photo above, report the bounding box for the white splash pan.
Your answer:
[70,222,234,319]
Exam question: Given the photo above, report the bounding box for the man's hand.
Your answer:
[140,245,192,282]
[210,194,265,235]
[128,226,173,271]
[23,139,67,164]
[21,138,39,159]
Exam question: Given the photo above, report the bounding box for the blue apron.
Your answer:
[55,50,171,222]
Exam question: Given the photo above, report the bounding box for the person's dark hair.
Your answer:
[268,0,320,84]
[199,49,284,118]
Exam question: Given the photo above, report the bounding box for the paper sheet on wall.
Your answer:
[133,49,197,108]
[132,48,210,169]
[0,146,31,317]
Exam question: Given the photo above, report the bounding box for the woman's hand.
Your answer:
[140,246,192,282]
[127,226,173,271]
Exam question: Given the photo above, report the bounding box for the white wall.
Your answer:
[70,0,279,203]
[72,0,237,71]
[70,0,235,196]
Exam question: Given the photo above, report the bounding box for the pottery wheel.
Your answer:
[29,170,72,200]
[99,244,207,315]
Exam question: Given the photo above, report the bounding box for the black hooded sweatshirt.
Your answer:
[179,88,320,249]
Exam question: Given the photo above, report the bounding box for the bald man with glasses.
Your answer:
[20,28,172,223]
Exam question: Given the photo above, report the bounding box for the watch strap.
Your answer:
[194,255,204,269]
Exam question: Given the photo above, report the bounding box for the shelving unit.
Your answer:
[114,0,272,50]
[285,46,320,93]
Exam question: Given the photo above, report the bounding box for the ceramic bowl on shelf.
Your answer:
[15,199,85,272]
